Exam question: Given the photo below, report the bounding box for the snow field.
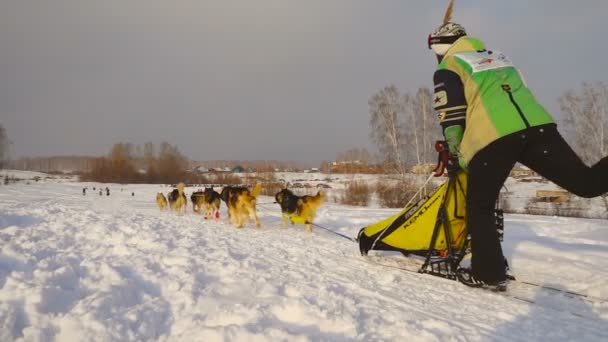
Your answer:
[0,178,607,341]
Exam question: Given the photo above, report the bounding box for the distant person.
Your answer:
[428,1,608,290]
[132,192,135,197]
[99,190,103,196]
[82,187,86,195]
[106,187,110,196]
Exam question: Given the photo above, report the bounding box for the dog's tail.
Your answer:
[250,183,262,197]
[177,182,185,195]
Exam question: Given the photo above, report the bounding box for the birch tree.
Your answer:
[559,82,608,164]
[0,124,9,169]
[369,85,407,176]
[402,93,420,165]
[400,87,442,166]
[413,87,441,164]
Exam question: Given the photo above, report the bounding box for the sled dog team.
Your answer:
[156,183,326,231]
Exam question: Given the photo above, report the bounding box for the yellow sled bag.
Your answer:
[358,171,468,256]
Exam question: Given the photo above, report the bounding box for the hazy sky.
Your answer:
[2,1,607,163]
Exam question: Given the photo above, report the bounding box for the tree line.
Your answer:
[81,142,190,184]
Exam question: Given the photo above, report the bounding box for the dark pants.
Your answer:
[467,124,608,283]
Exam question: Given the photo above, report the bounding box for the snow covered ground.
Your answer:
[1,172,607,341]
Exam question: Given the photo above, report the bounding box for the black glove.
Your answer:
[447,154,461,176]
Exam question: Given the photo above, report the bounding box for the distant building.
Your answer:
[192,165,209,174]
[329,160,383,174]
[510,167,537,178]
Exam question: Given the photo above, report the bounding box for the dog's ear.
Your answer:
[275,191,283,203]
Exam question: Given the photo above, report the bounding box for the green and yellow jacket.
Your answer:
[433,36,555,166]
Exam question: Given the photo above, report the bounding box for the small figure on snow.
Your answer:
[428,0,608,289]
[82,187,87,195]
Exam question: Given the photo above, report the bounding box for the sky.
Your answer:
[2,0,607,164]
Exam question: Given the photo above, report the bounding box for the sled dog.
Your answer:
[220,186,246,217]
[168,183,187,213]
[192,187,221,219]
[156,192,168,211]
[222,184,262,228]
[191,190,204,213]
[275,189,325,232]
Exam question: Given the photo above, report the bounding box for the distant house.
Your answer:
[329,160,382,174]
[511,168,537,178]
[193,166,209,174]
[209,167,231,173]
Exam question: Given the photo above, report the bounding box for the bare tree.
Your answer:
[157,142,189,183]
[319,160,332,173]
[142,142,159,181]
[369,85,407,176]
[0,124,10,169]
[400,87,441,166]
[109,143,137,182]
[559,82,608,164]
[402,93,420,165]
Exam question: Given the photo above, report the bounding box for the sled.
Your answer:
[357,142,504,281]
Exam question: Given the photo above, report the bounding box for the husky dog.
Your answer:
[156,192,168,210]
[168,183,187,213]
[275,189,326,232]
[191,188,221,219]
[202,187,221,219]
[221,184,262,228]
[191,189,204,213]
